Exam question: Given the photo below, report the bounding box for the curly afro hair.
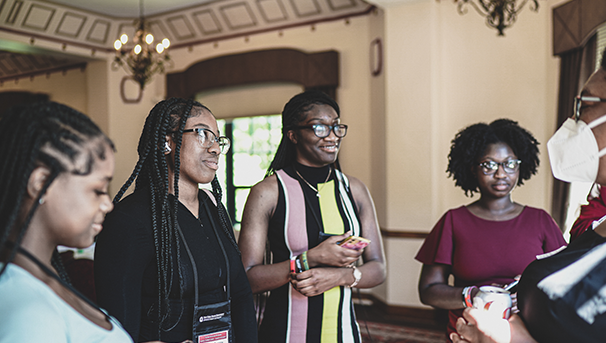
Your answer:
[447,118,540,197]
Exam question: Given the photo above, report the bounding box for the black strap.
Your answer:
[176,223,201,305]
[202,198,231,299]
[16,246,110,321]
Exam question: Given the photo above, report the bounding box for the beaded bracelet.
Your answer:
[301,251,309,271]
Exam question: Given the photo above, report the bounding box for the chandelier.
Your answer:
[112,0,171,90]
[453,0,539,36]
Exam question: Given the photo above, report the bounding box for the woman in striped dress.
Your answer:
[239,90,386,343]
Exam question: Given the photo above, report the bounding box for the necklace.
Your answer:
[295,166,332,198]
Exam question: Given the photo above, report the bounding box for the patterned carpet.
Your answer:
[358,321,445,343]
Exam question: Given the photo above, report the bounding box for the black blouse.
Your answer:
[518,229,606,343]
[94,189,257,343]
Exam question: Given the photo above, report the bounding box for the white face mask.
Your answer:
[547,115,606,183]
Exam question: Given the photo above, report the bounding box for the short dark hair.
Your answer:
[266,90,340,176]
[447,118,540,196]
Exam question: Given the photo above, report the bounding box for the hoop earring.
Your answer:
[164,142,172,154]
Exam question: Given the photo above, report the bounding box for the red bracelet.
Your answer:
[290,257,296,273]
[462,286,477,308]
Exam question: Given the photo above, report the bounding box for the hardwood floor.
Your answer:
[354,303,446,332]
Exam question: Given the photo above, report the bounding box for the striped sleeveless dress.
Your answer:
[258,163,362,343]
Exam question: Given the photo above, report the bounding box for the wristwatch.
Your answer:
[348,266,361,288]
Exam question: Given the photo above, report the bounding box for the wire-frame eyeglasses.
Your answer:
[574,95,606,121]
[181,128,231,154]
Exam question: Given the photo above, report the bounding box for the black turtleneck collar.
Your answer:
[292,162,333,184]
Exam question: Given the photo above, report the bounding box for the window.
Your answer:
[212,115,282,230]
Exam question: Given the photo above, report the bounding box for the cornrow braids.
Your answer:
[0,102,113,281]
[447,118,540,197]
[266,90,341,176]
[113,98,237,337]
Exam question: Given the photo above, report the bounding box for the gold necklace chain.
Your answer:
[295,166,332,198]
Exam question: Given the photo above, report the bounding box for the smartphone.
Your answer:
[338,236,370,250]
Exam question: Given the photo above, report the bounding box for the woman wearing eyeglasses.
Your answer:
[415,119,566,342]
[94,98,257,342]
[238,90,386,342]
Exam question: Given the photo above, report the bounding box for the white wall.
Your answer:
[164,16,375,186]
[377,0,568,307]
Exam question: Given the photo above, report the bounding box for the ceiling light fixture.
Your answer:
[112,0,171,90]
[452,0,539,36]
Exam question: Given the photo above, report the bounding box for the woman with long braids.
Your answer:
[238,90,386,342]
[0,102,133,342]
[415,119,566,342]
[94,98,257,342]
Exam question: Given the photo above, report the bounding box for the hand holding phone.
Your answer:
[338,236,370,250]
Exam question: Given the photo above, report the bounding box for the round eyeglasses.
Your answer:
[574,95,606,121]
[182,128,231,154]
[478,159,521,175]
[295,124,348,138]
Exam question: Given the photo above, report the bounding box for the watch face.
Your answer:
[353,268,361,279]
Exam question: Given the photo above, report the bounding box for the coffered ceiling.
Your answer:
[0,0,373,82]
[43,0,214,18]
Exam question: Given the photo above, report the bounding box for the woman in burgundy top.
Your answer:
[415,119,566,342]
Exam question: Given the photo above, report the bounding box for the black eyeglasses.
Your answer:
[181,128,231,154]
[295,124,348,138]
[478,159,521,175]
[574,95,606,121]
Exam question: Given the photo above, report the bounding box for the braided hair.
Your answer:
[0,102,114,281]
[266,90,342,176]
[112,98,238,336]
[447,118,540,197]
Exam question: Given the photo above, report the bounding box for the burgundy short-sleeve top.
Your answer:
[415,205,566,340]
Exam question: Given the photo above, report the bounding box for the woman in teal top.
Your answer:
[0,102,133,343]
[239,90,386,342]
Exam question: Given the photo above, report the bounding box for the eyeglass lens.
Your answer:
[196,128,231,154]
[313,124,347,138]
[479,160,521,175]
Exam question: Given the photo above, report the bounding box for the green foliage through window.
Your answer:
[213,115,282,230]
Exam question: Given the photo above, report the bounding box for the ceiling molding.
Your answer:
[0,0,373,53]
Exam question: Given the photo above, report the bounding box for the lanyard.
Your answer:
[176,197,231,306]
[16,246,110,321]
